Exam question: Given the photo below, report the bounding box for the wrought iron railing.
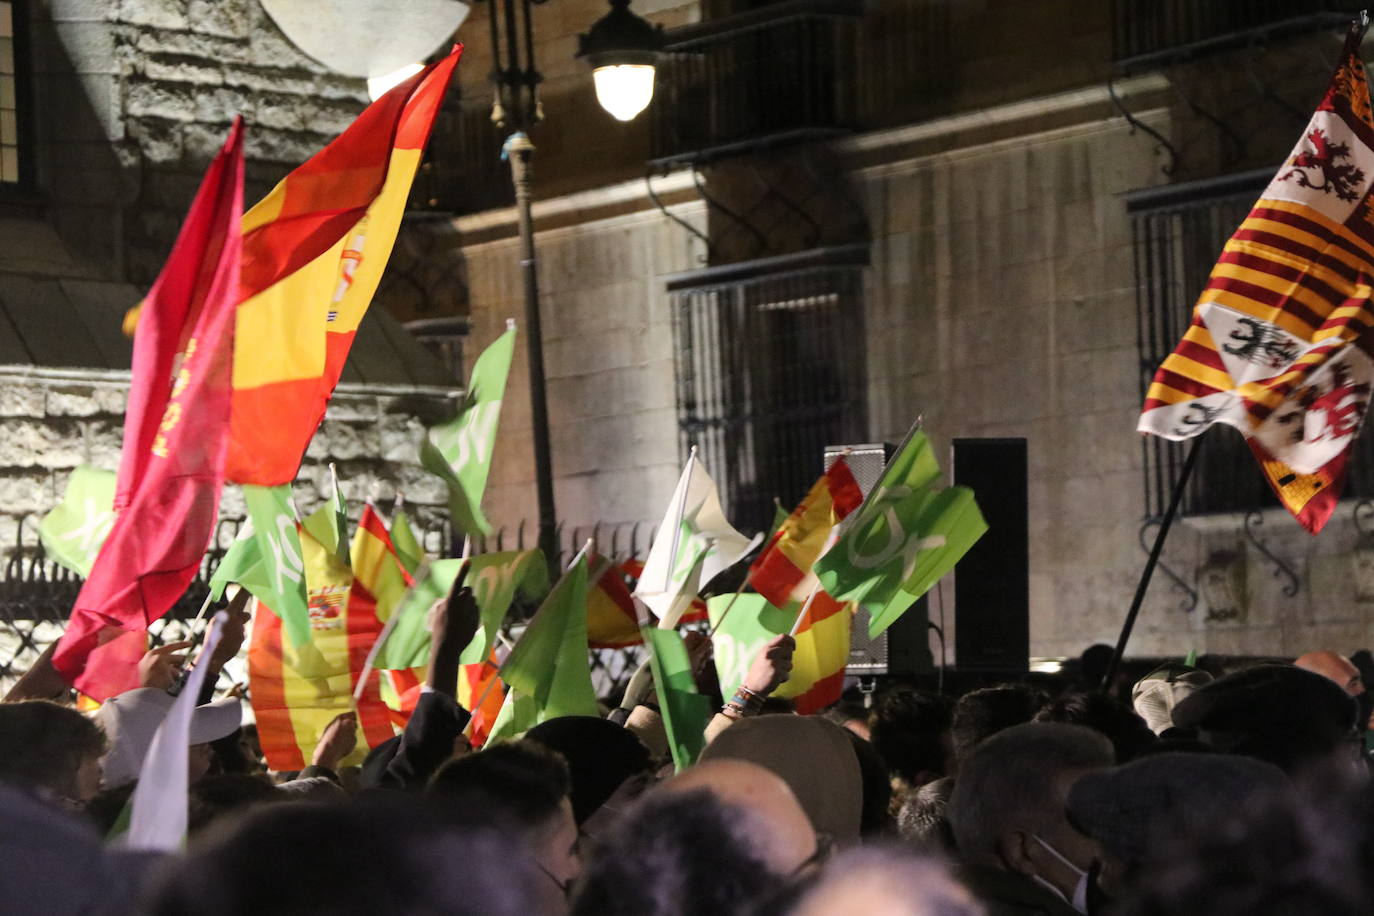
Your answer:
[0,515,655,698]
[1129,169,1374,518]
[1112,0,1356,71]
[668,244,868,532]
[649,0,862,167]
[408,99,515,216]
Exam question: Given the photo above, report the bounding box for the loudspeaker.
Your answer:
[952,438,1029,672]
[824,443,934,677]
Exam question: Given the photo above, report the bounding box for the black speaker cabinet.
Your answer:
[824,443,933,677]
[952,437,1029,672]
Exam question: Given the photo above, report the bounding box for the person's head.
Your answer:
[823,701,873,741]
[1131,663,1213,735]
[571,785,793,916]
[666,759,818,874]
[1066,752,1291,896]
[96,688,241,789]
[896,776,957,855]
[788,846,985,916]
[0,700,106,805]
[844,729,893,838]
[697,712,864,844]
[950,684,1045,765]
[1035,692,1157,763]
[524,716,652,824]
[428,739,579,903]
[147,795,540,916]
[1171,664,1360,778]
[869,686,954,787]
[1295,651,1366,697]
[948,722,1114,905]
[188,773,282,836]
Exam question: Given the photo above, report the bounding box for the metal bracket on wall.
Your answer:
[1138,516,1198,613]
[646,166,713,264]
[1242,510,1301,597]
[1107,77,1179,177]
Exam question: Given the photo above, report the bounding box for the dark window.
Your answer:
[668,245,868,532]
[1130,170,1374,517]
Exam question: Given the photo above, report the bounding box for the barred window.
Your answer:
[0,0,27,186]
[1130,170,1374,517]
[668,245,868,532]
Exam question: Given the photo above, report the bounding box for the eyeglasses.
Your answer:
[789,831,835,878]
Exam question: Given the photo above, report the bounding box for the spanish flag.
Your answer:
[348,505,414,743]
[749,459,863,607]
[1138,20,1374,533]
[227,47,462,485]
[586,554,642,649]
[247,523,393,771]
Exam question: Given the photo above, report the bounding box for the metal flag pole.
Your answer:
[1100,438,1202,692]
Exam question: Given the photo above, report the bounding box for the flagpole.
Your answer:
[707,587,745,637]
[788,582,823,637]
[662,447,697,594]
[1101,438,1201,692]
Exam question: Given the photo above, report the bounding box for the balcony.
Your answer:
[408,100,514,217]
[650,0,862,167]
[1112,0,1356,71]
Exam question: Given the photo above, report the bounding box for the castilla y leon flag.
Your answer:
[1138,20,1374,533]
[227,46,462,486]
[52,120,245,700]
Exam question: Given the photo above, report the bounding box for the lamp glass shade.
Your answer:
[368,62,426,101]
[592,64,656,121]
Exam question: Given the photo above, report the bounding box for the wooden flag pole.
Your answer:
[788,583,823,637]
[707,587,746,637]
[1100,438,1202,692]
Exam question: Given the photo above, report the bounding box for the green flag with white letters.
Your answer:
[815,425,987,638]
[242,484,311,648]
[39,466,116,577]
[420,324,517,537]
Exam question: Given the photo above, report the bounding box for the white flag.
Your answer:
[635,452,758,629]
[122,612,229,852]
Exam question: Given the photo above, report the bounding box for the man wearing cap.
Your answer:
[97,685,242,789]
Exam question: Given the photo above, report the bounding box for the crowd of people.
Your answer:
[3,579,1374,916]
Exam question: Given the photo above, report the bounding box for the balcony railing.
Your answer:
[1112,0,1356,71]
[650,0,862,167]
[408,100,514,216]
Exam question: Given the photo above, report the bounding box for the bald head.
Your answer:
[1295,651,1365,697]
[666,759,816,873]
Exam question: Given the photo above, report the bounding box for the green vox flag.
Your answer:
[372,550,548,672]
[389,507,425,577]
[207,521,266,602]
[487,553,598,741]
[643,626,713,771]
[39,466,117,577]
[706,593,793,698]
[243,484,311,649]
[419,324,517,537]
[815,425,988,638]
[301,465,349,568]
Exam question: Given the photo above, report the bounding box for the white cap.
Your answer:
[97,688,242,789]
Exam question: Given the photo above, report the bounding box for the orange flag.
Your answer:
[227,47,462,485]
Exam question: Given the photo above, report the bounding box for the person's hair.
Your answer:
[84,781,137,836]
[189,773,282,836]
[896,776,956,855]
[1034,692,1157,763]
[845,729,893,838]
[869,687,953,785]
[947,722,1114,862]
[787,846,985,916]
[950,684,1046,762]
[427,739,570,832]
[147,796,539,916]
[571,787,787,916]
[0,700,106,799]
[1117,785,1374,916]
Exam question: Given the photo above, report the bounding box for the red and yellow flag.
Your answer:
[347,505,414,743]
[54,121,245,699]
[1138,22,1374,533]
[774,591,852,714]
[587,555,642,649]
[226,47,462,485]
[247,524,393,770]
[749,459,863,607]
[460,652,506,748]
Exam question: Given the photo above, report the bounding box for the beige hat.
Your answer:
[97,688,242,789]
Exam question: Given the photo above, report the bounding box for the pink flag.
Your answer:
[53,119,245,700]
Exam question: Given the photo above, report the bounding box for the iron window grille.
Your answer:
[667,244,868,533]
[1129,169,1374,518]
[0,0,32,189]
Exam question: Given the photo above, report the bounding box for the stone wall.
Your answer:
[0,368,456,559]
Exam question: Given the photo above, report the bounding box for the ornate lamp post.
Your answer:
[484,0,664,565]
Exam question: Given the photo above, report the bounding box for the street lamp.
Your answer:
[578,0,666,121]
